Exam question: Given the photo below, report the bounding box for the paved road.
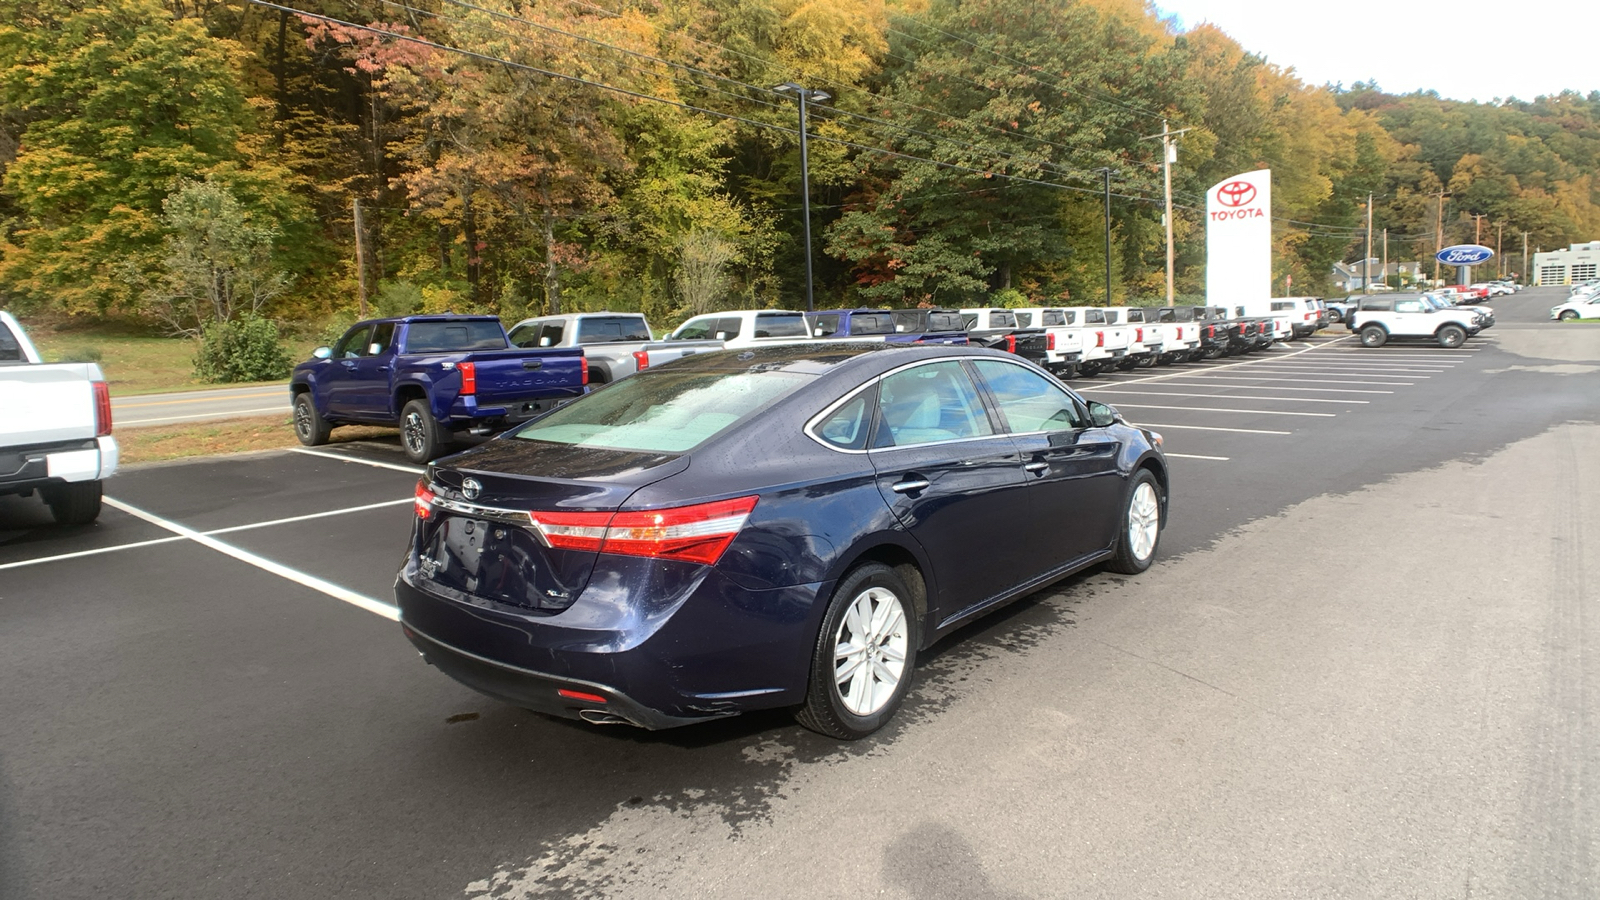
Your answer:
[1,288,1595,898]
[112,384,289,428]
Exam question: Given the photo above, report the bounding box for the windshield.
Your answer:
[510,368,811,452]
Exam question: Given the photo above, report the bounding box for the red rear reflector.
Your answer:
[528,496,760,565]
[459,361,476,397]
[414,480,435,519]
[633,349,649,370]
[580,355,589,386]
[92,381,112,437]
[1005,334,1017,354]
[1046,332,1056,351]
[557,689,607,704]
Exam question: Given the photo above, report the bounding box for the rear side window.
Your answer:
[1270,301,1294,311]
[813,386,876,451]
[1015,312,1033,327]
[368,322,396,356]
[576,316,651,343]
[871,361,994,448]
[0,322,22,363]
[973,360,1087,432]
[512,369,810,452]
[405,321,507,352]
[1361,298,1394,311]
[753,313,806,338]
[714,317,743,340]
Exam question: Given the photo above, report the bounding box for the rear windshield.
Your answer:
[1041,310,1068,327]
[927,312,964,332]
[510,368,811,452]
[849,313,894,335]
[1270,301,1294,311]
[575,316,651,343]
[405,320,507,352]
[754,313,808,338]
[1084,310,1106,324]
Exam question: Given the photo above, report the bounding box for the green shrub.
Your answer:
[62,346,104,362]
[375,279,423,317]
[991,288,1030,308]
[193,316,292,383]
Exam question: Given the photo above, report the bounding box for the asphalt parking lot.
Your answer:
[2,287,1597,899]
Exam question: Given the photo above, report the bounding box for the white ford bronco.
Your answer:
[1348,295,1483,349]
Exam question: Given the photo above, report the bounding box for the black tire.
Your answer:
[1136,353,1158,369]
[795,563,919,740]
[1436,324,1467,349]
[1106,469,1163,575]
[1359,325,1388,348]
[399,398,452,463]
[292,392,332,446]
[1328,309,1343,324]
[1117,358,1138,371]
[1558,310,1577,322]
[44,480,102,526]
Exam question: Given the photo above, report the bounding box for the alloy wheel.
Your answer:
[833,587,908,716]
[402,411,426,455]
[294,402,312,439]
[1127,481,1160,561]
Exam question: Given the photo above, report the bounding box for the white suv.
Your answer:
[1551,293,1600,321]
[1349,295,1482,349]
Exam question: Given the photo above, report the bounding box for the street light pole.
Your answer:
[774,82,830,313]
[1093,167,1115,305]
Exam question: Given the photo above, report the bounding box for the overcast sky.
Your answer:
[1153,0,1594,103]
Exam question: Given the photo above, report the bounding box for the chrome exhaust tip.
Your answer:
[578,709,635,726]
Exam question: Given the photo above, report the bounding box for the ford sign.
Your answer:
[1436,244,1494,265]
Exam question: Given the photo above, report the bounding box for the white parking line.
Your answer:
[291,447,424,474]
[1106,404,1336,417]
[101,498,400,621]
[1244,360,1451,369]
[1154,375,1416,386]
[1130,381,1393,394]
[0,499,415,572]
[1084,390,1365,404]
[1164,453,1229,461]
[1233,367,1434,377]
[1136,423,1292,435]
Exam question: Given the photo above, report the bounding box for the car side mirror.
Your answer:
[715,332,730,341]
[1088,401,1118,428]
[367,343,383,355]
[814,327,826,337]
[312,346,332,360]
[539,336,552,347]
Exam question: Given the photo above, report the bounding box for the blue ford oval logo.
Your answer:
[461,477,482,500]
[1435,244,1494,265]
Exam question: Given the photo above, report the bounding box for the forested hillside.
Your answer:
[2,0,1597,333]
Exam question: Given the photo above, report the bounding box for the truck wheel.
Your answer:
[1359,325,1387,348]
[794,562,918,740]
[292,393,332,446]
[1436,324,1467,348]
[1106,470,1163,575]
[44,480,102,526]
[399,399,451,463]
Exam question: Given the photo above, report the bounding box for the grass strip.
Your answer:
[119,416,394,465]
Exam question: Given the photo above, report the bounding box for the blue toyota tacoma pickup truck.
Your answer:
[806,308,970,344]
[290,315,587,462]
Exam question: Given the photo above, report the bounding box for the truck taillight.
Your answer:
[527,496,759,565]
[1205,325,1215,338]
[1005,334,1017,353]
[1176,326,1184,340]
[580,355,589,385]
[1046,332,1055,351]
[1096,331,1105,348]
[632,349,649,370]
[92,381,112,436]
[459,362,477,397]
[1136,327,1144,343]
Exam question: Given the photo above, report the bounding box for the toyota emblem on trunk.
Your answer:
[461,477,482,500]
[1216,181,1257,207]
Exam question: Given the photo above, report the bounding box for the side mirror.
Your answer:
[814,327,826,337]
[715,331,730,341]
[312,346,332,360]
[1088,401,1118,428]
[539,336,552,347]
[367,343,383,355]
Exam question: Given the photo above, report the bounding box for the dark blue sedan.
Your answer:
[397,342,1168,739]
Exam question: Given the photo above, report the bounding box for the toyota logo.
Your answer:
[1216,181,1257,208]
[461,477,482,500]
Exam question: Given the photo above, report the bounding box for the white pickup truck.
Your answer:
[1058,307,1130,376]
[1013,308,1085,377]
[507,312,722,384]
[1,311,118,524]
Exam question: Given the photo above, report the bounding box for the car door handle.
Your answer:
[522,359,543,370]
[891,478,930,494]
[376,365,391,373]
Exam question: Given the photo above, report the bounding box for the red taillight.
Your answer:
[633,349,649,370]
[528,496,759,566]
[1176,326,1184,340]
[580,355,589,386]
[1096,331,1105,348]
[1136,327,1144,343]
[1005,334,1017,354]
[557,689,607,704]
[1305,312,1313,321]
[459,361,476,397]
[1046,332,1056,351]
[92,381,112,437]
[1205,325,1215,337]
[414,480,435,519]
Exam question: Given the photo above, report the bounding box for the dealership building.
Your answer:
[1533,242,1600,285]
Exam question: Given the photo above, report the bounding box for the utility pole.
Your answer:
[1141,120,1192,303]
[1431,190,1449,285]
[1470,213,1488,244]
[1093,167,1116,305]
[1364,192,1373,293]
[1522,231,1530,285]
[353,198,369,318]
[774,83,831,312]
[1496,222,1504,278]
[1382,228,1388,289]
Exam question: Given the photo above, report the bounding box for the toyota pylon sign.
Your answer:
[1206,169,1272,305]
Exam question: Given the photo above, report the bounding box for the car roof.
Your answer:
[647,340,1015,376]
